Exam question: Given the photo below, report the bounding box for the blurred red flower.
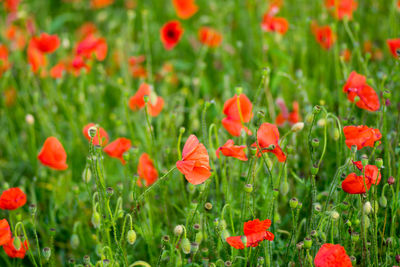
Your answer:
[226,219,274,249]
[314,243,352,267]
[176,134,211,185]
[0,188,27,210]
[104,138,131,164]
[3,238,28,259]
[129,83,164,117]
[325,0,358,20]
[311,22,336,50]
[38,137,68,170]
[82,123,109,146]
[0,219,11,246]
[0,44,11,76]
[252,123,286,162]
[343,71,380,111]
[216,139,248,161]
[387,38,400,58]
[160,21,184,50]
[137,153,158,187]
[342,161,381,194]
[222,94,253,136]
[275,99,300,126]
[172,0,198,19]
[198,27,222,48]
[343,125,381,150]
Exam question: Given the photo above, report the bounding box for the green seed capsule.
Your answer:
[127,230,137,245]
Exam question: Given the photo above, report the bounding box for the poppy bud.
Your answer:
[311,164,319,175]
[43,247,51,261]
[291,122,304,133]
[91,211,101,228]
[333,128,340,141]
[181,238,191,254]
[174,225,183,236]
[311,138,319,148]
[127,229,137,245]
[379,195,387,208]
[375,158,383,169]
[363,201,372,214]
[304,237,312,249]
[13,236,21,250]
[204,202,213,211]
[106,187,114,197]
[361,154,368,167]
[70,234,79,249]
[350,256,357,265]
[312,105,321,115]
[289,198,298,209]
[83,255,91,265]
[162,235,170,244]
[195,232,203,244]
[29,204,37,215]
[244,184,253,193]
[383,90,391,99]
[88,126,97,138]
[280,181,289,196]
[388,176,395,185]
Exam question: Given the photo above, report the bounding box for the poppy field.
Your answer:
[1,0,400,266]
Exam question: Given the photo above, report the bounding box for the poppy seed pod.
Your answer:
[181,238,191,254]
[127,229,137,245]
[244,184,253,193]
[289,198,298,209]
[303,237,312,249]
[42,247,51,260]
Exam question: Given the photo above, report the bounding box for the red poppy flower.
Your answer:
[0,188,27,210]
[104,138,131,164]
[38,137,68,170]
[3,0,20,12]
[325,0,358,20]
[198,27,222,48]
[216,140,248,161]
[50,62,66,79]
[261,15,289,35]
[251,123,286,162]
[226,219,274,249]
[137,153,158,187]
[275,99,300,126]
[76,34,107,61]
[343,125,381,150]
[311,22,336,50]
[0,44,11,76]
[31,33,60,54]
[314,243,352,267]
[160,21,184,50]
[82,123,109,146]
[342,161,381,194]
[176,135,211,185]
[3,238,28,259]
[387,38,400,58]
[172,0,198,19]
[0,219,12,246]
[129,83,164,117]
[91,0,114,9]
[222,94,253,136]
[343,71,380,111]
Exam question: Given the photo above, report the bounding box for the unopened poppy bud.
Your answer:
[304,237,312,249]
[333,128,340,140]
[195,232,203,244]
[88,126,97,138]
[383,90,391,99]
[296,241,304,250]
[361,154,368,166]
[375,158,383,169]
[310,230,318,237]
[311,138,319,148]
[26,114,35,125]
[181,238,191,254]
[388,176,395,185]
[127,229,137,245]
[396,254,400,263]
[204,202,213,211]
[218,219,227,231]
[379,195,387,208]
[29,204,37,215]
[350,256,357,265]
[311,164,319,175]
[291,122,304,133]
[363,201,372,214]
[83,255,91,265]
[221,229,230,240]
[191,242,199,253]
[13,237,21,250]
[186,183,196,194]
[331,211,339,220]
[106,187,114,197]
[312,105,321,115]
[174,225,183,236]
[70,234,79,249]
[280,181,289,196]
[43,247,51,261]
[244,184,253,193]
[162,235,170,244]
[92,211,101,228]
[314,203,322,213]
[289,198,298,209]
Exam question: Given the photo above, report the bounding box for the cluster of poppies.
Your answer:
[0,188,29,258]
